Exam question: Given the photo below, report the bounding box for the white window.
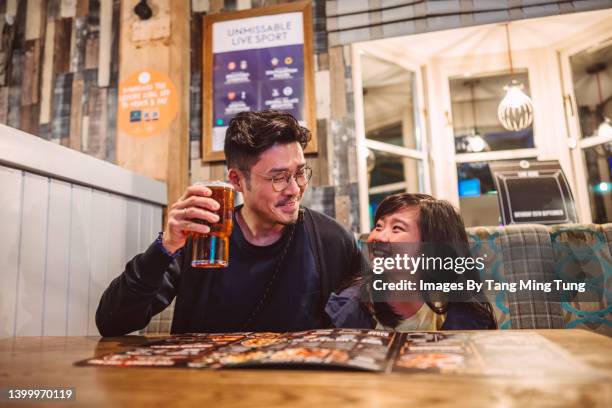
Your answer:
[560,24,612,223]
[352,44,430,232]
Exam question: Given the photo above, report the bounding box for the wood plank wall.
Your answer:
[0,0,361,232]
[0,163,163,338]
[0,0,120,161]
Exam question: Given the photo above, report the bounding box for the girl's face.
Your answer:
[367,206,421,243]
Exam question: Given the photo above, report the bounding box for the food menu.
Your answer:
[78,329,594,377]
[79,329,396,371]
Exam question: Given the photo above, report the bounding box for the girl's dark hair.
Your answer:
[364,193,497,329]
[224,110,311,173]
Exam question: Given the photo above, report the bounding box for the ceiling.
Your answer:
[362,9,612,60]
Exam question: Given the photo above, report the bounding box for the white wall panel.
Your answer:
[106,194,128,282]
[0,130,165,338]
[152,206,163,236]
[0,166,23,338]
[139,202,154,253]
[15,173,49,336]
[125,199,141,262]
[43,179,72,336]
[87,190,111,335]
[66,185,92,336]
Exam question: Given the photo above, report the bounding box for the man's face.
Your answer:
[237,142,308,226]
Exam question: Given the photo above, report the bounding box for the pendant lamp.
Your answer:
[497,24,534,131]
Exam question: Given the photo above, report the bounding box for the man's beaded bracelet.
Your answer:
[155,232,182,258]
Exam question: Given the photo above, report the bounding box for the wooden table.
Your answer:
[0,330,610,407]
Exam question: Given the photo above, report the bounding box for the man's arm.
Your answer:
[95,242,183,336]
[96,183,221,336]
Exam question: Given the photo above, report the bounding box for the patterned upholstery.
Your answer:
[468,224,611,335]
[548,224,612,335]
[467,226,511,329]
[143,225,611,335]
[142,299,175,334]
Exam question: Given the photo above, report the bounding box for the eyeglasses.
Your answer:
[254,166,313,192]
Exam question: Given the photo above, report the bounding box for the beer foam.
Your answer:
[195,180,235,190]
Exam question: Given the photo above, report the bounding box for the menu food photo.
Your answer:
[78,329,595,378]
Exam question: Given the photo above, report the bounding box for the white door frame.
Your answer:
[558,20,612,223]
[352,42,431,232]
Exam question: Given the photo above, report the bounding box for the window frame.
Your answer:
[352,43,431,232]
[558,20,612,223]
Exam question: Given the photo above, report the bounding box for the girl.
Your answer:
[326,193,497,331]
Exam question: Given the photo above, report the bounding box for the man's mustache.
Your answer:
[276,194,301,206]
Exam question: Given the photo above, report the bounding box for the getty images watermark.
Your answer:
[360,243,593,303]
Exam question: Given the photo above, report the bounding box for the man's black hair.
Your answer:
[224,110,311,174]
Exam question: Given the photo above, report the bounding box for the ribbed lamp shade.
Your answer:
[497,81,534,131]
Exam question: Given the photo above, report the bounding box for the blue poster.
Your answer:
[213,45,305,125]
[210,12,307,152]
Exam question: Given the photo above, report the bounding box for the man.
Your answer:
[96,110,362,336]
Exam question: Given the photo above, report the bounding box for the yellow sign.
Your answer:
[118,70,178,137]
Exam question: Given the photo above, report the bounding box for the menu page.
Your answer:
[392,331,596,377]
[79,329,398,372]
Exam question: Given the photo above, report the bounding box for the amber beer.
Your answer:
[190,181,235,268]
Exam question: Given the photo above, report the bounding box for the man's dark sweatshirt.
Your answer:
[96,207,362,336]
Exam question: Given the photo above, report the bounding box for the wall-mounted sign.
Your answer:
[118,69,179,137]
[490,160,578,225]
[202,2,317,162]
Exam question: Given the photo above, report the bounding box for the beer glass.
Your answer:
[189,181,235,268]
